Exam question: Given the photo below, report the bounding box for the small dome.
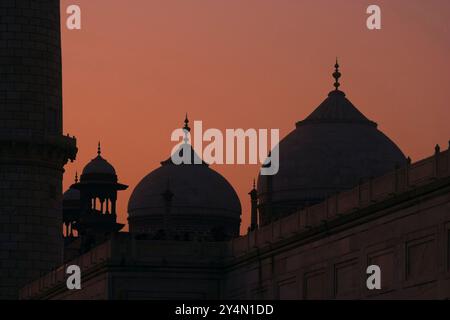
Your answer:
[63,187,80,201]
[257,63,406,225]
[128,142,241,240]
[80,143,118,183]
[63,187,81,214]
[82,156,116,176]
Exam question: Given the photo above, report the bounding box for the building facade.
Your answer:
[18,66,450,299]
[20,146,450,299]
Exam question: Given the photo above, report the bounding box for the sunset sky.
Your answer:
[60,0,450,233]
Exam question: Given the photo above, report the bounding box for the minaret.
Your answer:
[0,1,77,299]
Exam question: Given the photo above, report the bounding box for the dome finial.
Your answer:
[97,141,101,156]
[183,113,191,132]
[333,57,341,91]
[183,113,191,144]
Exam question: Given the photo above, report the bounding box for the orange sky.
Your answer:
[60,0,450,233]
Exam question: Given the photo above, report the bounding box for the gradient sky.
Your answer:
[60,0,450,233]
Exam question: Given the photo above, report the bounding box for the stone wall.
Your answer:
[224,187,450,299]
[20,236,228,299]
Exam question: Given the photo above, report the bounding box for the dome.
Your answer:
[63,187,80,201]
[80,143,118,183]
[62,187,81,219]
[128,141,242,240]
[257,63,406,225]
[82,156,116,176]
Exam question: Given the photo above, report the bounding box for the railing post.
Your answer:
[434,144,440,178]
[406,157,412,188]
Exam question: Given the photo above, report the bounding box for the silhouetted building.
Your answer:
[1,1,449,301]
[0,1,77,299]
[63,144,127,258]
[19,66,450,300]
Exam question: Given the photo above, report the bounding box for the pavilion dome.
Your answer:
[128,118,241,240]
[257,62,406,225]
[62,182,81,226]
[80,143,118,183]
[63,187,80,202]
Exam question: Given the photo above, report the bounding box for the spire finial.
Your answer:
[75,171,78,183]
[435,144,441,154]
[333,58,341,91]
[253,178,256,189]
[182,114,191,144]
[97,141,101,156]
[183,113,191,132]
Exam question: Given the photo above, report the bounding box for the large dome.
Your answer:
[257,64,406,225]
[128,142,242,240]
